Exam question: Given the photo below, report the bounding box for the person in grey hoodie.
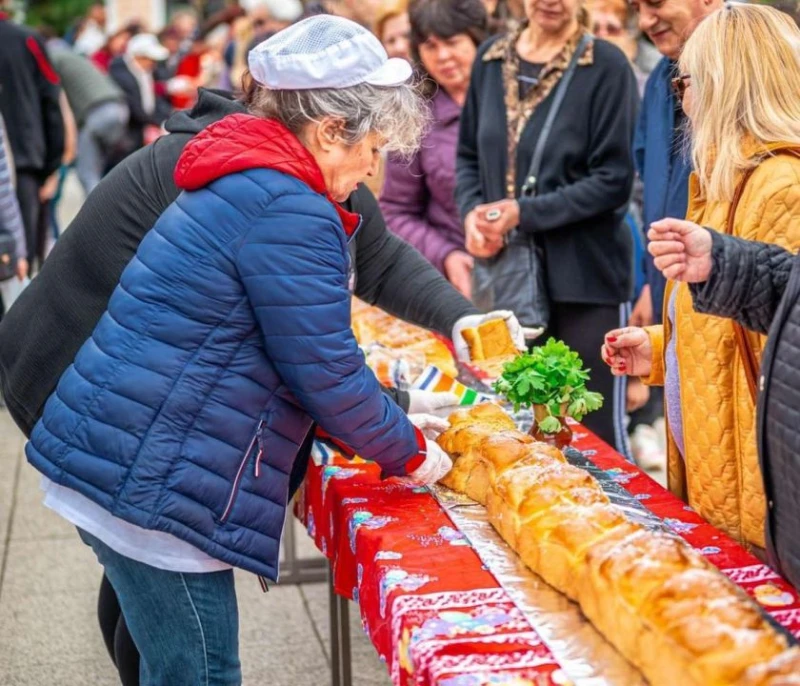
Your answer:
[47,43,129,194]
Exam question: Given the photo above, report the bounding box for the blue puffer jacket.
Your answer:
[26,114,425,580]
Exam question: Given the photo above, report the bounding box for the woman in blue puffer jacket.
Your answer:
[25,16,451,686]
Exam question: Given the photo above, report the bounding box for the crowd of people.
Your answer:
[2,0,800,683]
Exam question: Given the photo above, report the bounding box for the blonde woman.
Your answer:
[603,3,800,554]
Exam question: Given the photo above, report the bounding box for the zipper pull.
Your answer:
[254,426,264,478]
[258,575,270,593]
[254,448,263,478]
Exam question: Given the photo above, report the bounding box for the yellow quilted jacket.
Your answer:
[644,141,800,549]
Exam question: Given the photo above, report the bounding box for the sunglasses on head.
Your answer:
[671,73,691,99]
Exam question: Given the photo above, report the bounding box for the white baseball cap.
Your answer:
[247,15,413,90]
[127,33,170,62]
[240,0,304,23]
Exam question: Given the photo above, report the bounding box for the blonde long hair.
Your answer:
[679,3,800,203]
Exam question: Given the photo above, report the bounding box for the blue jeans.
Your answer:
[78,528,242,686]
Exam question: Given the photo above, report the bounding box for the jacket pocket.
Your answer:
[220,419,265,523]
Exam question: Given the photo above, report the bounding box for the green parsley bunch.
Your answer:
[493,338,604,434]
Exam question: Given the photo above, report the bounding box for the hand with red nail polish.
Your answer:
[601,327,652,378]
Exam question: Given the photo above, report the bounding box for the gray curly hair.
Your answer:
[244,75,428,158]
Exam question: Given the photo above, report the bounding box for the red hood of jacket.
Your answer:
[174,113,360,236]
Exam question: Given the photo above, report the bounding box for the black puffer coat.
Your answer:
[690,230,800,589]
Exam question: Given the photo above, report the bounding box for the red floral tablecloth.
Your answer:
[295,427,800,686]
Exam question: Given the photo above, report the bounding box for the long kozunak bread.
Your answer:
[436,404,795,685]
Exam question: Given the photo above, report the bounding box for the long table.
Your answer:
[295,421,800,686]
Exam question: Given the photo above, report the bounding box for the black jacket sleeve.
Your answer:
[455,51,487,222]
[350,184,479,337]
[518,56,637,233]
[690,231,795,335]
[27,34,64,178]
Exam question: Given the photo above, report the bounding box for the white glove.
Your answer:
[452,310,542,362]
[408,413,450,440]
[407,390,460,415]
[406,439,453,485]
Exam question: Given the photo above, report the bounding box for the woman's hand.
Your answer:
[473,199,520,242]
[405,438,453,485]
[465,210,504,258]
[601,327,652,378]
[39,173,58,202]
[408,413,450,440]
[648,219,713,283]
[444,250,474,299]
[407,391,460,415]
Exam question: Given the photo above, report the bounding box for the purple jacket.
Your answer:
[380,90,465,274]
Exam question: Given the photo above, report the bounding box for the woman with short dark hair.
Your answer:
[380,0,488,298]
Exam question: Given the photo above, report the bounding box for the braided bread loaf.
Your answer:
[436,404,797,685]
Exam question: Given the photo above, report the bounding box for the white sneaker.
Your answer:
[630,424,665,472]
[652,417,667,452]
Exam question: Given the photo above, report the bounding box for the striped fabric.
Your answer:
[412,365,494,406]
[0,114,26,261]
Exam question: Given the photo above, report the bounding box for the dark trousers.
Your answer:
[629,386,664,430]
[542,302,631,460]
[15,171,42,266]
[98,574,140,686]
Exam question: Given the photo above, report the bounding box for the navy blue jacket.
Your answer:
[634,57,692,322]
[26,115,425,579]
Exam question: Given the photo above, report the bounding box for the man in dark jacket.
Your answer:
[109,33,172,156]
[647,216,800,590]
[47,44,129,194]
[632,0,723,325]
[0,12,65,266]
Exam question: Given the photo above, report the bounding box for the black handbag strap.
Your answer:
[521,33,592,197]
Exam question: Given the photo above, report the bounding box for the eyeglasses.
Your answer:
[671,73,691,100]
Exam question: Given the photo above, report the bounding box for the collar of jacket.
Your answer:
[740,137,800,160]
[481,21,594,72]
[430,88,461,127]
[174,113,361,236]
[687,136,800,208]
